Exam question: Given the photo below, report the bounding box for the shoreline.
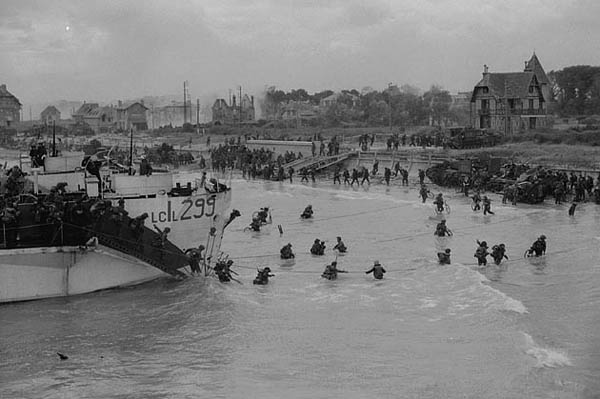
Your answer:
[3,134,599,174]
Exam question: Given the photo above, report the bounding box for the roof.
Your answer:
[524,53,549,84]
[125,102,148,111]
[41,105,60,116]
[212,99,229,109]
[472,72,536,101]
[74,103,99,116]
[0,84,21,106]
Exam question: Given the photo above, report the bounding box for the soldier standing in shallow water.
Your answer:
[483,196,494,215]
[333,167,341,185]
[437,249,451,264]
[474,240,489,266]
[384,167,391,186]
[365,260,386,279]
[350,168,359,186]
[343,169,350,185]
[361,167,370,185]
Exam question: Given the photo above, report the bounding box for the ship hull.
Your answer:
[0,245,167,303]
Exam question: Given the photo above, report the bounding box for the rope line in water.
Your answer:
[285,204,405,226]
[227,243,598,277]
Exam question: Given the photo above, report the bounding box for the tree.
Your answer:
[423,85,452,126]
[549,65,600,116]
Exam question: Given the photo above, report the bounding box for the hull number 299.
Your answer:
[151,196,216,223]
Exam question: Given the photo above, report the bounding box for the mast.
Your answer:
[52,120,56,157]
[129,128,134,175]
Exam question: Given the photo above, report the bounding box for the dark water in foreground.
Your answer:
[1,177,600,398]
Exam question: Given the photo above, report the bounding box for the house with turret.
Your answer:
[470,53,550,133]
[0,84,22,127]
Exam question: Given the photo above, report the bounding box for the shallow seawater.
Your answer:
[1,176,599,399]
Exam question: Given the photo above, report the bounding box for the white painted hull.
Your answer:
[0,245,167,303]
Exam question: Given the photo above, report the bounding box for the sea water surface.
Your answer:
[1,175,600,398]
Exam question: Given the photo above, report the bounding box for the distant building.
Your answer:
[451,91,472,108]
[211,94,255,125]
[72,100,148,133]
[72,102,114,133]
[280,101,319,121]
[115,101,148,131]
[470,53,550,133]
[72,103,99,123]
[0,84,22,127]
[319,92,359,109]
[40,105,61,124]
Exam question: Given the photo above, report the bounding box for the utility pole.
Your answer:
[504,79,509,136]
[151,104,155,131]
[183,81,188,125]
[52,120,56,156]
[196,98,200,126]
[239,85,242,129]
[388,83,393,133]
[129,128,134,175]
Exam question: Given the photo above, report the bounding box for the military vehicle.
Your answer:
[444,127,502,149]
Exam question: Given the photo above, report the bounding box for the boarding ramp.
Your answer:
[282,152,355,172]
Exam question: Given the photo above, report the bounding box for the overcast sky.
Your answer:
[2,0,599,106]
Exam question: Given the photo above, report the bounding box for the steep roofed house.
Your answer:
[115,101,148,131]
[211,94,255,125]
[470,53,550,133]
[72,103,99,123]
[72,102,114,133]
[40,105,61,124]
[240,94,255,122]
[212,98,233,125]
[0,84,22,127]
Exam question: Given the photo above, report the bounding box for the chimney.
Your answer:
[232,95,236,107]
[483,64,489,76]
[251,95,254,107]
[140,99,144,106]
[118,100,122,107]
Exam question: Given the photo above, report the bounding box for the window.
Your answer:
[529,99,534,109]
[529,86,534,93]
[482,87,489,94]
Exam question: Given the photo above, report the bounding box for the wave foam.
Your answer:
[523,332,572,368]
[455,264,528,314]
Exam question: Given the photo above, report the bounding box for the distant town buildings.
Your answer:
[211,94,255,125]
[470,53,550,133]
[115,101,148,131]
[72,101,148,133]
[40,105,61,124]
[280,101,318,121]
[0,84,22,127]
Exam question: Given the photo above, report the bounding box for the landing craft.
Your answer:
[0,149,234,303]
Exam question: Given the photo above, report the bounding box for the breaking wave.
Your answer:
[523,332,572,368]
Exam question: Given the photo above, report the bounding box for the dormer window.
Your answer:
[482,87,489,94]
